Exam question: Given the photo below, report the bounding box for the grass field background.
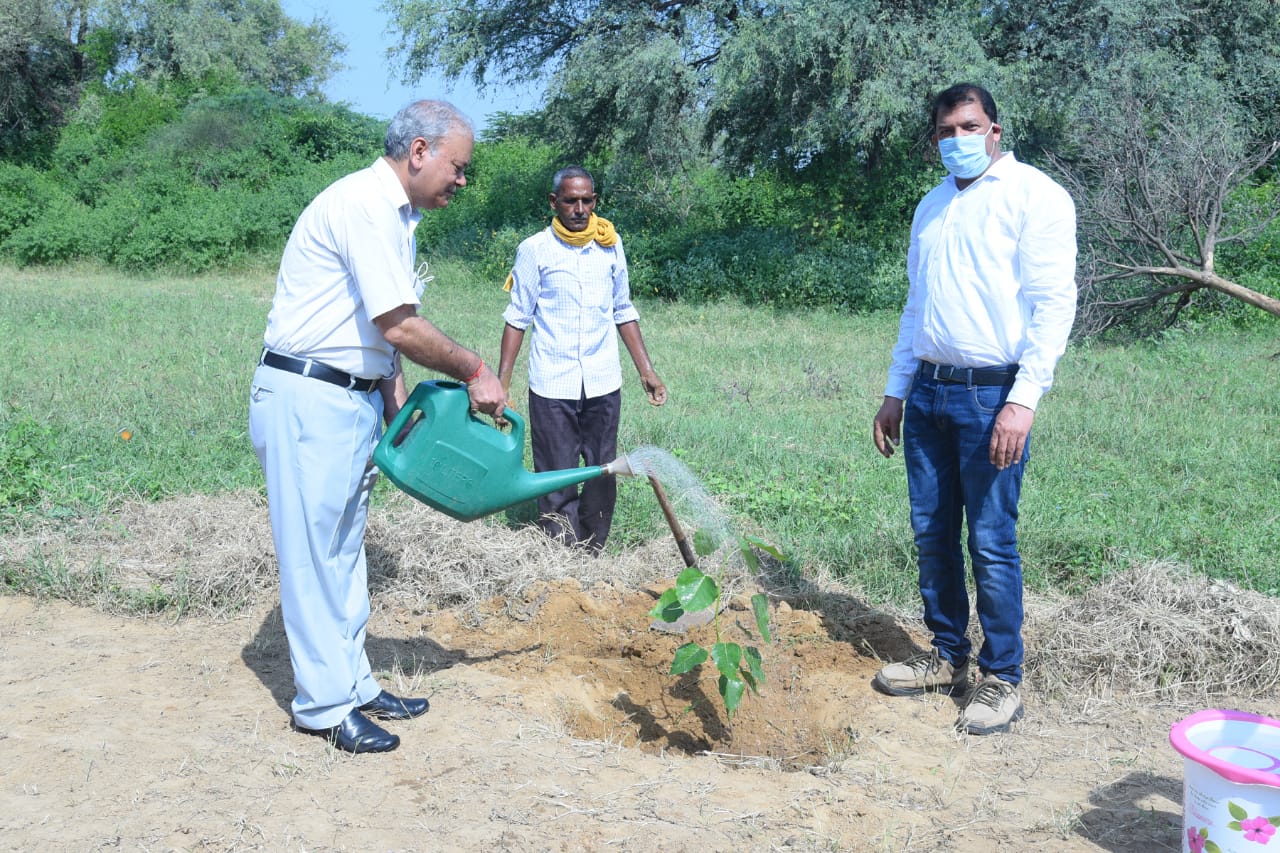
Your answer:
[2,261,1277,606]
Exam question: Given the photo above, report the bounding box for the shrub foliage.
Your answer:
[1,84,382,272]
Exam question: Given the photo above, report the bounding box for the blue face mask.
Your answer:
[937,127,993,179]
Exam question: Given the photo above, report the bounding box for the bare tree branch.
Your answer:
[1053,73,1280,334]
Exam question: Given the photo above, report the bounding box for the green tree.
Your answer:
[1,0,346,162]
[385,0,999,171]
[0,0,99,159]
[385,0,747,169]
[706,2,994,171]
[101,0,344,97]
[977,0,1280,330]
[980,0,1280,150]
[383,0,1279,179]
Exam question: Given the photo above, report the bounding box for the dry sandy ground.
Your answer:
[4,573,1259,853]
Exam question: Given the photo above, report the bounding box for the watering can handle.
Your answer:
[380,380,525,453]
[484,405,524,436]
[382,395,419,450]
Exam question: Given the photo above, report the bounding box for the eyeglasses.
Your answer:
[415,260,435,286]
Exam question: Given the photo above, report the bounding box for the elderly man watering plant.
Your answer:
[249,100,506,754]
[497,165,667,554]
[870,83,1077,735]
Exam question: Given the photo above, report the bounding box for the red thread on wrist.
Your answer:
[464,360,485,384]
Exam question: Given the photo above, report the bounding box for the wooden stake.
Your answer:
[648,475,697,568]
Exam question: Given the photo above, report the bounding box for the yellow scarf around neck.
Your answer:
[552,212,617,248]
[503,213,619,291]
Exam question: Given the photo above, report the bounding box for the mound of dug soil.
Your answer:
[419,578,918,767]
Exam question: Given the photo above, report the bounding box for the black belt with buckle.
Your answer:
[920,360,1019,386]
[260,349,379,392]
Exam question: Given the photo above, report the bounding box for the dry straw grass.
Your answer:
[0,490,683,618]
[1026,560,1280,702]
[364,493,686,618]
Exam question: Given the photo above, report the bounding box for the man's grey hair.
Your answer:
[552,165,595,195]
[384,100,473,159]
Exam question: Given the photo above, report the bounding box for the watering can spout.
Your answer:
[601,453,639,478]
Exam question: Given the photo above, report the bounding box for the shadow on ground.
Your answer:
[242,539,547,715]
[1075,769,1182,852]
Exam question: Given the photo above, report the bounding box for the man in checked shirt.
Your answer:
[497,165,668,553]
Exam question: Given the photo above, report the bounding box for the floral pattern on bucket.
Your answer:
[1228,800,1280,844]
[1191,803,1280,852]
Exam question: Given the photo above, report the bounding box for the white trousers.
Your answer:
[249,364,383,729]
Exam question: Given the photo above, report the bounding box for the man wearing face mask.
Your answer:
[870,84,1077,734]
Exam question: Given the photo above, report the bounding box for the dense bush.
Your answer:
[0,80,952,312]
[6,82,1274,321]
[627,227,903,311]
[1,84,382,272]
[0,164,52,244]
[425,148,919,310]
[4,194,92,266]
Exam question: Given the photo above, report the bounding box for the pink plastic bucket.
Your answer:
[1170,710,1280,852]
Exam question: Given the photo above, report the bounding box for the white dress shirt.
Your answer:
[885,151,1078,411]
[503,228,641,400]
[263,157,424,379]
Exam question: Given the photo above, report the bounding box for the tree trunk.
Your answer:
[1203,274,1280,318]
[1134,266,1280,319]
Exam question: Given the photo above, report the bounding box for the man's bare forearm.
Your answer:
[377,307,481,380]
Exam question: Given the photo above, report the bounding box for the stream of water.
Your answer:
[621,445,735,551]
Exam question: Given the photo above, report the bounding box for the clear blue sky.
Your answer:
[280,0,541,128]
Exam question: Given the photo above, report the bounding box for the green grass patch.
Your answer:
[2,263,1278,606]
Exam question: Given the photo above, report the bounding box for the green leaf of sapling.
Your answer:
[743,534,787,561]
[676,566,718,612]
[710,642,742,679]
[693,528,717,558]
[751,593,772,643]
[649,588,684,622]
[670,642,709,675]
[718,673,746,717]
[744,645,765,686]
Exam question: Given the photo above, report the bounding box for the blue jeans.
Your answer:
[903,371,1028,684]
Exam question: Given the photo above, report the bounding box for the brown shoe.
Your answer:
[872,650,970,696]
[955,674,1023,735]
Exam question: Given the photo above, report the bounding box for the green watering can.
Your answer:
[373,380,635,522]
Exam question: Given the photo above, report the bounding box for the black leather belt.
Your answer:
[260,349,379,392]
[919,360,1018,386]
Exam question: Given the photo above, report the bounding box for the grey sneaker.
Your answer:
[955,674,1024,735]
[872,650,970,696]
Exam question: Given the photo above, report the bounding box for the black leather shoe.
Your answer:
[296,709,400,753]
[359,690,430,721]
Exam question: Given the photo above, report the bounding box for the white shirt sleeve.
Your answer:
[1007,178,1077,410]
[610,237,640,326]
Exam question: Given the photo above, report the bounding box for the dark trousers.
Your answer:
[528,388,621,553]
